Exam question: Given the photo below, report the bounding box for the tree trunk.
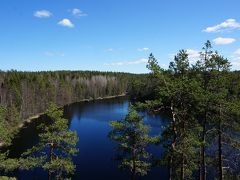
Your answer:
[169,102,177,180]
[200,112,206,180]
[48,143,54,180]
[169,156,173,180]
[218,109,223,180]
[199,149,202,180]
[181,155,185,180]
[50,143,54,161]
[131,147,137,180]
[181,113,185,180]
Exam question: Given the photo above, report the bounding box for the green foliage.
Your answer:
[21,103,78,179]
[0,176,16,180]
[0,70,139,139]
[0,153,19,172]
[109,106,154,179]
[0,106,12,146]
[132,41,240,179]
[0,107,20,175]
[0,42,239,179]
[18,156,46,170]
[43,157,75,178]
[0,70,142,178]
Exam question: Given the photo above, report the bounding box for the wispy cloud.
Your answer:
[231,57,240,68]
[34,10,52,18]
[105,48,114,52]
[227,48,240,69]
[186,49,201,63]
[203,19,240,33]
[231,61,240,69]
[58,19,74,28]
[234,48,240,56]
[169,49,200,64]
[137,47,150,51]
[72,8,87,17]
[104,58,148,66]
[213,37,236,45]
[233,48,240,61]
[44,51,65,57]
[186,49,200,59]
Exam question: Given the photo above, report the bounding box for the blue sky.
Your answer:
[0,0,240,73]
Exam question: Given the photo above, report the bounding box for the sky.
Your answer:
[0,0,240,73]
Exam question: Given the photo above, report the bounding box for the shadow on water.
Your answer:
[3,96,169,180]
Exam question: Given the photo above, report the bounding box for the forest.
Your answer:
[0,70,141,145]
[0,41,240,180]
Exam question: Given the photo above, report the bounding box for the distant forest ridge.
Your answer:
[0,71,142,130]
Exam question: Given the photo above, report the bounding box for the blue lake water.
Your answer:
[6,97,169,180]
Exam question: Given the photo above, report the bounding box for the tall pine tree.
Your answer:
[22,103,78,180]
[109,106,154,180]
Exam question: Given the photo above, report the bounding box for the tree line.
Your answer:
[0,71,140,145]
[0,70,138,119]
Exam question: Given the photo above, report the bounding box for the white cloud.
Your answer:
[169,49,200,64]
[213,37,236,45]
[186,49,200,59]
[231,59,240,68]
[234,48,240,55]
[44,51,65,57]
[34,10,52,18]
[104,58,148,66]
[138,47,150,51]
[203,19,240,33]
[233,48,240,60]
[105,48,114,52]
[58,19,74,28]
[231,61,240,68]
[186,49,200,63]
[72,8,87,17]
[229,48,240,69]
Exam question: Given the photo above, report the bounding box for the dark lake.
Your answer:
[6,96,169,180]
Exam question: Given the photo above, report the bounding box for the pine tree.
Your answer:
[22,103,78,180]
[0,106,12,146]
[108,106,155,180]
[191,41,240,179]
[199,40,213,180]
[147,51,202,179]
[205,53,240,179]
[0,106,19,176]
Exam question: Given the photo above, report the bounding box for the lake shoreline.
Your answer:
[0,93,127,148]
[22,93,127,126]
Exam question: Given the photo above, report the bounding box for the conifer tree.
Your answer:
[22,103,78,180]
[203,52,239,179]
[146,51,202,179]
[109,106,154,180]
[0,106,19,178]
[192,41,240,179]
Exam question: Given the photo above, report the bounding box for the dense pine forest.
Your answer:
[0,70,138,118]
[0,41,240,180]
[0,71,141,144]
